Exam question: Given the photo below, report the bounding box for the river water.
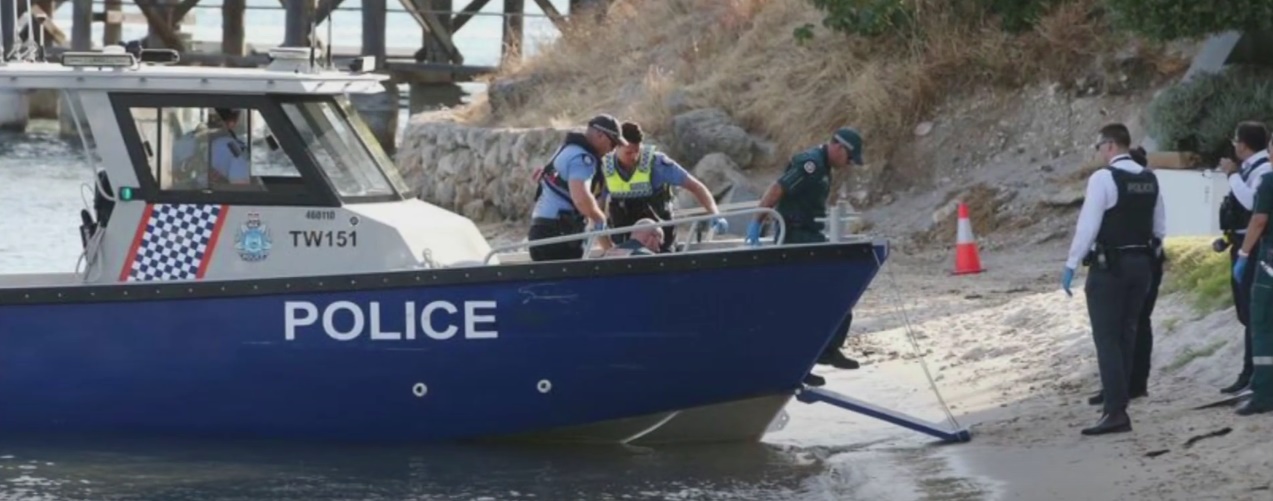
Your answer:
[0,120,875,500]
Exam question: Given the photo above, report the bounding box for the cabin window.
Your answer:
[281,101,397,199]
[127,106,302,192]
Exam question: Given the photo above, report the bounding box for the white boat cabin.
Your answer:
[0,46,494,289]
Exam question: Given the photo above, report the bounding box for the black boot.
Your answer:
[1222,373,1251,394]
[1081,410,1132,436]
[1236,399,1273,416]
[817,350,861,370]
[803,373,826,387]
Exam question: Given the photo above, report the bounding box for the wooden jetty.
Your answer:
[0,0,609,147]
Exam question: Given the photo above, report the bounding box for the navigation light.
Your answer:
[119,187,136,201]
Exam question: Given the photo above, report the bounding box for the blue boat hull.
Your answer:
[0,243,887,443]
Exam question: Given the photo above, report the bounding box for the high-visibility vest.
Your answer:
[602,146,657,199]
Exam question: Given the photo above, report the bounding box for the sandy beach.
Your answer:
[757,242,1273,501]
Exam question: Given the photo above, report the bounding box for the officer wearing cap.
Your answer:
[1214,121,1272,395]
[527,114,626,262]
[747,127,865,385]
[601,121,728,252]
[1061,123,1165,436]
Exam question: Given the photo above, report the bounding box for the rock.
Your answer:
[462,200,487,221]
[684,153,759,234]
[487,74,543,118]
[932,198,959,225]
[1042,188,1085,207]
[664,90,693,115]
[671,108,760,169]
[914,121,934,137]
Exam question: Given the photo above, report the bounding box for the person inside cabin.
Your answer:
[207,108,252,187]
[600,121,727,252]
[603,218,663,257]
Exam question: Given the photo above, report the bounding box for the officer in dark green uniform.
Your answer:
[1234,169,1273,415]
[747,127,864,386]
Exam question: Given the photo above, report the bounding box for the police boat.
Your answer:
[0,45,896,445]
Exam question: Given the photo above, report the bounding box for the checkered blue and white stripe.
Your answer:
[125,204,223,282]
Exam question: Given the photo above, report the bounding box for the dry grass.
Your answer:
[459,0,1133,175]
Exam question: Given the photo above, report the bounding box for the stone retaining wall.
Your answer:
[396,111,765,225]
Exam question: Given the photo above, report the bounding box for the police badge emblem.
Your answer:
[803,161,816,174]
[234,212,272,262]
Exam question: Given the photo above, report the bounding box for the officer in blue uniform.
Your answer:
[1062,123,1165,436]
[527,114,625,262]
[747,127,865,386]
[208,108,251,186]
[600,121,727,252]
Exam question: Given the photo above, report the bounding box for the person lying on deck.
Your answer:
[603,218,663,257]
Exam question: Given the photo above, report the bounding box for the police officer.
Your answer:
[747,127,865,385]
[208,108,251,186]
[1215,121,1272,394]
[601,121,727,252]
[527,114,625,262]
[1061,123,1165,436]
[1232,166,1273,415]
[1088,147,1162,407]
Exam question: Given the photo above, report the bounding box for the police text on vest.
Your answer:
[284,300,498,341]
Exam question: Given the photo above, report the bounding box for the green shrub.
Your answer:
[1105,0,1273,42]
[807,0,917,38]
[1145,65,1273,164]
[1162,237,1233,313]
[803,0,1062,39]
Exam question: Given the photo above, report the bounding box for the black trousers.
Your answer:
[1231,239,1259,381]
[824,311,853,358]
[1130,252,1165,396]
[1086,253,1153,415]
[528,217,585,262]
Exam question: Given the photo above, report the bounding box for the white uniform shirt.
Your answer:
[1065,154,1167,269]
[1228,150,1272,234]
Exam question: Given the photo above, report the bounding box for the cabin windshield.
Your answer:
[280,98,408,201]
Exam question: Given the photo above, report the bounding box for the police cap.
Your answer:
[833,127,864,165]
[588,114,627,146]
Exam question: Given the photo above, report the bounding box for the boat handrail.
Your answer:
[481,207,787,265]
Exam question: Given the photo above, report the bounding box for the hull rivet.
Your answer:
[537,380,552,394]
[412,383,428,397]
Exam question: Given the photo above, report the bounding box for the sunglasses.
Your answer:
[1093,139,1113,150]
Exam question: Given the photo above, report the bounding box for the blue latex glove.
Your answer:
[1061,267,1075,297]
[710,217,729,233]
[745,221,762,246]
[1235,254,1249,283]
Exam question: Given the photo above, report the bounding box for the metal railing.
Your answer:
[817,201,865,243]
[481,208,787,265]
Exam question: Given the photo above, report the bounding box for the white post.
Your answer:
[828,202,843,243]
[0,90,29,133]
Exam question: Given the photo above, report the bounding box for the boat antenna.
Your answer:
[308,9,318,70]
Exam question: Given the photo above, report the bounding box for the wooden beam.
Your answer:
[33,4,69,46]
[70,0,90,50]
[2,0,15,57]
[173,0,202,20]
[103,0,122,45]
[502,0,522,63]
[284,0,315,47]
[361,0,386,66]
[396,0,462,64]
[451,0,492,32]
[530,0,565,30]
[134,1,185,51]
[221,0,245,56]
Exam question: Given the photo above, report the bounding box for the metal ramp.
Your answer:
[796,386,972,443]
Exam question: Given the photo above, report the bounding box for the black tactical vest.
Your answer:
[534,132,605,214]
[1220,157,1270,232]
[1096,165,1159,248]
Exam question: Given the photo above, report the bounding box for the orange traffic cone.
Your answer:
[953,202,985,275]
